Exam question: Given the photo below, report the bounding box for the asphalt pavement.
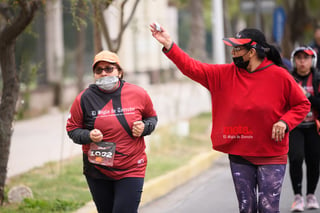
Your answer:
[139,155,320,213]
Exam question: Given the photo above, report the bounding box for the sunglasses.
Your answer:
[232,46,247,52]
[94,66,117,74]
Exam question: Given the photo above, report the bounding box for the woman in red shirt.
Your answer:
[150,25,310,213]
[66,50,157,213]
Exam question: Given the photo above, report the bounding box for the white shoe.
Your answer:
[306,194,319,209]
[291,194,304,212]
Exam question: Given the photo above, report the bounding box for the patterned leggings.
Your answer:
[230,161,286,213]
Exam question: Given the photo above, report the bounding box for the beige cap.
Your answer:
[92,50,121,70]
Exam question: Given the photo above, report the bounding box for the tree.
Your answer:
[187,0,207,61]
[71,0,88,92]
[170,0,209,61]
[0,0,41,205]
[281,0,320,58]
[91,0,140,53]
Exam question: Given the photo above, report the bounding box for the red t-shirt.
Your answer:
[66,81,157,180]
[165,43,310,158]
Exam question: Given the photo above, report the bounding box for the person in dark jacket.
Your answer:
[66,50,157,213]
[288,46,320,211]
[309,26,320,70]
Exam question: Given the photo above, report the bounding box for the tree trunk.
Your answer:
[93,3,103,54]
[0,0,40,204]
[187,0,207,61]
[282,0,310,58]
[75,0,86,92]
[0,43,19,205]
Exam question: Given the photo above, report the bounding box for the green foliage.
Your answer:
[306,0,320,18]
[226,0,241,18]
[2,157,91,212]
[70,0,89,31]
[16,61,42,120]
[17,198,83,213]
[169,0,189,8]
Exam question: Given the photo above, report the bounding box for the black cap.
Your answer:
[223,28,266,48]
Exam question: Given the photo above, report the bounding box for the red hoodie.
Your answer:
[165,43,310,156]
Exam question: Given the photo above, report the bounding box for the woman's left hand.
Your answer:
[132,121,145,137]
[272,121,287,142]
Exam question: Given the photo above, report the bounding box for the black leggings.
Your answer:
[288,126,320,195]
[85,175,144,213]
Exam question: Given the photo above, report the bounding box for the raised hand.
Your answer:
[150,22,173,50]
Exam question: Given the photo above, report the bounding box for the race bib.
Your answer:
[88,141,116,166]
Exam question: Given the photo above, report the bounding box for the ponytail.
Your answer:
[266,44,284,67]
[255,42,286,69]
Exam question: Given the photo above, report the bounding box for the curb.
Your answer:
[74,150,221,213]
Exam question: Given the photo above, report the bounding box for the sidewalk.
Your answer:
[8,107,82,178]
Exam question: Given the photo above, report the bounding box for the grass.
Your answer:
[1,112,212,212]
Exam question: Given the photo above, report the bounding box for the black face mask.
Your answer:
[233,56,250,69]
[232,50,250,69]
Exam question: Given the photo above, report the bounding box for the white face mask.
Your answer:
[95,76,119,92]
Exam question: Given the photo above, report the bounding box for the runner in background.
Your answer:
[309,26,320,70]
[288,46,320,212]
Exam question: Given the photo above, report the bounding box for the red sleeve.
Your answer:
[280,73,311,131]
[164,43,215,90]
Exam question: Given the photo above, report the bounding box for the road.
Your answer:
[139,155,320,213]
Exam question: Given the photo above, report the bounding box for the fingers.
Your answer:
[271,122,286,142]
[149,23,173,50]
[132,121,145,137]
[90,129,103,142]
[272,128,284,142]
[150,22,161,32]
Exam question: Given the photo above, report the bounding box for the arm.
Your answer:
[67,128,91,145]
[150,23,215,89]
[309,72,320,110]
[132,89,158,137]
[141,116,158,136]
[309,95,320,111]
[66,92,103,144]
[150,22,173,50]
[280,77,311,131]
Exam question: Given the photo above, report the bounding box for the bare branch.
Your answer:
[0,0,41,46]
[0,3,14,21]
[92,0,140,53]
[114,0,140,52]
[92,0,114,51]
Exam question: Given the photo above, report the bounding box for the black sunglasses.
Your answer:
[94,66,117,74]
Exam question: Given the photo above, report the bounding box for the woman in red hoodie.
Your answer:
[150,25,310,213]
